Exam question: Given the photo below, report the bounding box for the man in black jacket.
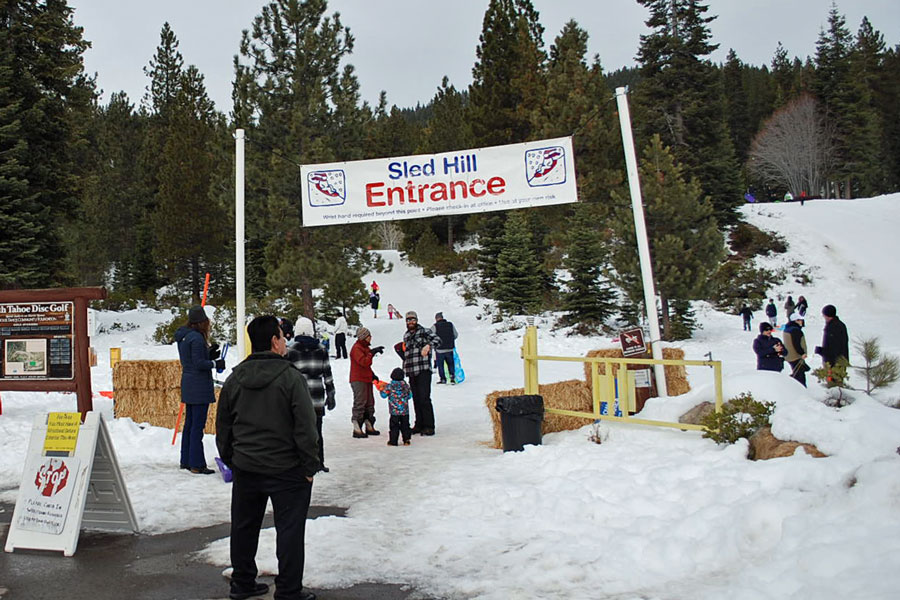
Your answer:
[815,304,849,367]
[217,315,319,600]
[432,312,458,384]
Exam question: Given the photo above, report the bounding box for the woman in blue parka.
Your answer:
[175,305,222,474]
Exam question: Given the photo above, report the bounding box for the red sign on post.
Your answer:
[619,327,647,357]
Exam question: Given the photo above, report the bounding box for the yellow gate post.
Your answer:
[522,323,539,395]
[109,347,122,369]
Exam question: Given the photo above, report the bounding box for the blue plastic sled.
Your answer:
[441,349,466,383]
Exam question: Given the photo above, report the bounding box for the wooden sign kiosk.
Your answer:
[0,287,106,415]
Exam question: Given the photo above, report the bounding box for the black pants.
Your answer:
[389,414,412,443]
[436,351,455,382]
[315,408,325,469]
[789,360,808,387]
[409,370,434,430]
[230,465,312,600]
[334,333,347,359]
[742,318,751,331]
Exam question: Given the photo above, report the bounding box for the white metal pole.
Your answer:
[235,129,246,360]
[615,87,668,397]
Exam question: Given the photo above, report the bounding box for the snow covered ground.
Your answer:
[3,195,900,599]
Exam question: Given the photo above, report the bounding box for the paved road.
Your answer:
[0,503,432,600]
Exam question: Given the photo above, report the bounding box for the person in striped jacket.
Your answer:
[286,317,335,473]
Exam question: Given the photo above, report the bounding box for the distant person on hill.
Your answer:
[175,305,224,475]
[431,312,459,384]
[815,304,849,368]
[333,312,349,359]
[379,367,413,446]
[287,317,336,473]
[783,313,809,387]
[753,322,787,372]
[784,190,794,202]
[349,327,384,438]
[765,299,778,327]
[739,305,753,331]
[784,296,796,317]
[796,295,809,317]
[369,290,380,319]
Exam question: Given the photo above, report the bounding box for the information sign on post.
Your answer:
[619,327,647,358]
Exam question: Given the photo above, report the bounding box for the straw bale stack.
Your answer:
[484,379,593,449]
[582,347,691,397]
[113,360,219,434]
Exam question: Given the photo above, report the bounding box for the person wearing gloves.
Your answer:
[286,317,336,473]
[175,305,225,475]
[399,311,443,436]
[333,312,349,359]
[782,312,809,387]
[349,326,384,438]
[753,322,787,372]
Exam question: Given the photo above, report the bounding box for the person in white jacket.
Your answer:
[333,312,349,359]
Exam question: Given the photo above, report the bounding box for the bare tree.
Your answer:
[748,94,834,197]
[374,221,404,250]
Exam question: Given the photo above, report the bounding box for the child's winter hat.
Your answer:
[391,367,405,381]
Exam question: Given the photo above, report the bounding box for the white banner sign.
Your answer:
[300,136,578,226]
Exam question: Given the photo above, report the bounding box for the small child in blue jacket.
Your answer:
[379,367,412,446]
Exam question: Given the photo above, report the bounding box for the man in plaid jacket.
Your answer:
[398,310,442,436]
[286,317,335,472]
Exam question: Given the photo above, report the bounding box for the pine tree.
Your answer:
[813,6,881,197]
[609,135,723,340]
[722,49,752,164]
[493,211,542,314]
[235,0,382,318]
[561,203,617,331]
[634,0,741,224]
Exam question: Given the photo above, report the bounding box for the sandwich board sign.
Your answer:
[5,411,139,556]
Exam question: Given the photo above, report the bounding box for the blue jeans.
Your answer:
[180,403,209,468]
[436,351,455,382]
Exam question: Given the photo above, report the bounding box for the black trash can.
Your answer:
[495,394,543,452]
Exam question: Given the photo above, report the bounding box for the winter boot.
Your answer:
[364,419,381,436]
[353,421,368,438]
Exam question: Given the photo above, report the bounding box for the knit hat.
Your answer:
[759,322,773,333]
[435,312,443,320]
[279,317,294,340]
[405,311,418,320]
[295,316,314,337]
[356,326,371,339]
[188,305,209,324]
[790,312,804,323]
[391,367,405,381]
[822,304,837,318]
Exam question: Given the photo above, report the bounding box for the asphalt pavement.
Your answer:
[0,502,433,600]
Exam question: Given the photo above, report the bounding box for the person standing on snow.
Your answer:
[815,304,849,367]
[739,305,753,331]
[216,315,319,600]
[175,305,224,475]
[784,295,796,317]
[795,295,809,317]
[765,299,778,327]
[398,311,442,436]
[349,327,384,438]
[782,312,809,387]
[369,290,380,319]
[379,367,413,446]
[287,317,336,473]
[431,312,459,384]
[753,322,787,371]
[333,312,349,359]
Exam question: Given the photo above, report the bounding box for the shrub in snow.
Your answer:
[812,356,853,407]
[853,337,900,396]
[700,392,774,445]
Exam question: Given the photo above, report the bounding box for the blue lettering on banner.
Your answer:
[388,159,436,180]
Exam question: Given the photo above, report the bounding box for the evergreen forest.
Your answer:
[1,0,898,340]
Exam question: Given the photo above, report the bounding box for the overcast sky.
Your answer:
[68,0,900,114]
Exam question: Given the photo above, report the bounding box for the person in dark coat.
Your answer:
[369,291,380,319]
[216,315,319,600]
[739,305,753,331]
[400,311,442,436]
[782,312,809,387]
[815,304,849,367]
[753,322,787,371]
[765,299,778,327]
[431,312,459,383]
[287,317,336,472]
[783,296,796,317]
[795,296,809,317]
[175,305,224,474]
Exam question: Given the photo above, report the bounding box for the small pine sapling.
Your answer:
[813,356,852,407]
[854,337,900,395]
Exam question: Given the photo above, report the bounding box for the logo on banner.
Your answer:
[525,145,567,187]
[35,458,70,497]
[307,170,346,207]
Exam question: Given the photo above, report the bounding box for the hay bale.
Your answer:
[484,380,593,449]
[113,360,220,434]
[583,347,690,398]
[749,426,826,460]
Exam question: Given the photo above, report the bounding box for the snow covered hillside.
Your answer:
[2,195,900,599]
